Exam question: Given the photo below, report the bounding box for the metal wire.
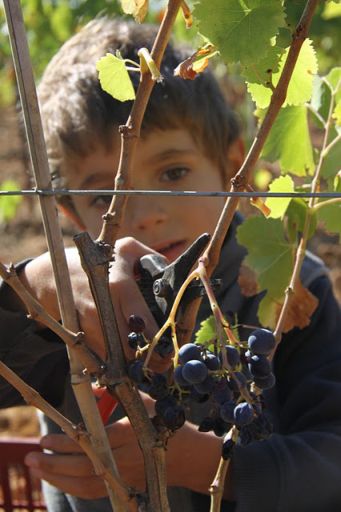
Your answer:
[0,188,341,198]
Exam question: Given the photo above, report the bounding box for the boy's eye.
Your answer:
[91,195,112,208]
[160,167,189,182]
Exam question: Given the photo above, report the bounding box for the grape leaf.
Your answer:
[321,125,341,179]
[242,45,284,84]
[265,175,295,218]
[260,106,315,176]
[236,216,294,299]
[120,0,149,23]
[333,100,341,125]
[286,198,317,241]
[257,279,318,330]
[247,39,318,108]
[193,0,286,67]
[195,315,216,346]
[322,1,341,20]
[317,202,341,240]
[0,180,22,222]
[96,53,136,102]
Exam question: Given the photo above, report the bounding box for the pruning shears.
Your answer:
[96,233,216,423]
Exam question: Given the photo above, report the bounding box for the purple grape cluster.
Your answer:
[126,315,276,455]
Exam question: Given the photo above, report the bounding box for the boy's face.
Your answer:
[68,128,236,262]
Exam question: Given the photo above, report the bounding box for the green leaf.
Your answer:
[96,53,136,102]
[325,67,341,93]
[0,180,22,222]
[236,216,294,298]
[321,125,341,179]
[322,1,341,20]
[193,0,286,67]
[242,45,284,84]
[247,39,318,108]
[333,100,341,125]
[265,175,295,218]
[195,315,216,346]
[317,202,341,240]
[261,106,315,176]
[286,198,317,241]
[257,294,279,329]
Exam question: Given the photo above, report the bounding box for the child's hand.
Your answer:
[24,416,225,498]
[20,237,168,371]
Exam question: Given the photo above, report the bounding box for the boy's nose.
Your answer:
[125,196,168,233]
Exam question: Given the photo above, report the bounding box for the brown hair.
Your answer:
[38,17,240,207]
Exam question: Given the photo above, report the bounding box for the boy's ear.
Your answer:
[58,203,86,231]
[227,137,245,175]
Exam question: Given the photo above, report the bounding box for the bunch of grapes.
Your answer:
[127,315,276,460]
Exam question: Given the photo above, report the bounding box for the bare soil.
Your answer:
[0,105,340,437]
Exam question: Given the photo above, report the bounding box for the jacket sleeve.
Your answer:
[232,275,341,512]
[0,265,69,408]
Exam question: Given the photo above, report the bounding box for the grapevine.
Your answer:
[0,1,340,512]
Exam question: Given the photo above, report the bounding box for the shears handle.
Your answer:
[93,386,118,425]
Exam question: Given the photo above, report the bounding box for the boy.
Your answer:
[1,16,341,512]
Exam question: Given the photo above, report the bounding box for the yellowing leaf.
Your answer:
[96,53,135,102]
[174,44,219,80]
[120,0,149,23]
[265,175,295,218]
[257,280,318,331]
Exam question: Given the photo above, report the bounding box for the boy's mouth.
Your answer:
[153,240,187,262]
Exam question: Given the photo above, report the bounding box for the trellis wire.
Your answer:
[1,189,341,198]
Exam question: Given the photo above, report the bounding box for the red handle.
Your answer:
[93,387,118,425]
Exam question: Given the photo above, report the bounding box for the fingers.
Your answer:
[39,418,134,454]
[25,452,93,477]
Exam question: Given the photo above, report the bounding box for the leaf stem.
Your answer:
[313,197,341,211]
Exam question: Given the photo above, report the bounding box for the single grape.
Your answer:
[173,366,188,388]
[222,438,235,460]
[213,417,230,437]
[198,417,215,432]
[178,343,202,364]
[212,379,232,405]
[147,374,169,400]
[161,404,185,430]
[248,354,272,379]
[154,335,174,358]
[194,375,215,394]
[247,328,276,356]
[155,394,178,416]
[128,314,145,333]
[220,400,236,423]
[253,373,276,390]
[189,387,210,403]
[204,352,221,371]
[239,413,273,445]
[220,345,240,369]
[234,402,254,426]
[127,332,139,350]
[182,360,208,384]
[128,360,145,383]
